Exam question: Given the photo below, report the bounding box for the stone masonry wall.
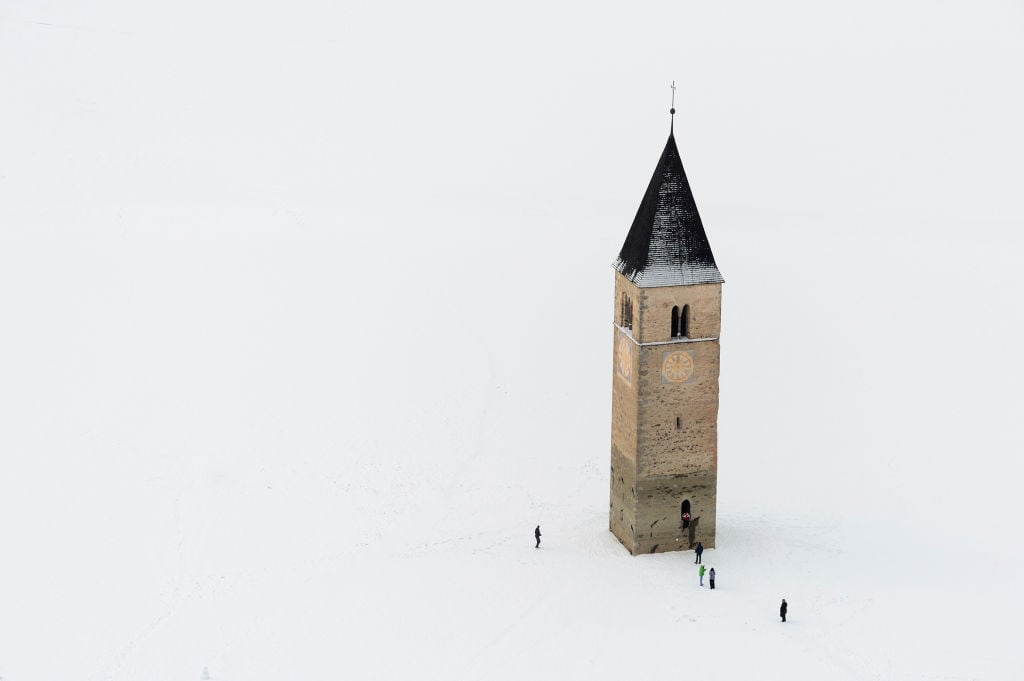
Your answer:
[636,282,721,344]
[610,329,638,465]
[610,316,640,551]
[636,340,720,478]
[633,471,717,554]
[609,445,638,552]
[613,273,641,333]
[610,277,722,556]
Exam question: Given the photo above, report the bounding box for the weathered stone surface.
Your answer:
[636,339,719,478]
[610,273,722,556]
[633,472,717,554]
[609,445,638,552]
[635,281,722,344]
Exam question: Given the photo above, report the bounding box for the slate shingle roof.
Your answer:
[613,132,723,287]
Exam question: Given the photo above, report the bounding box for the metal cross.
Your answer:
[671,81,676,109]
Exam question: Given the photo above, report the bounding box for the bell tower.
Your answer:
[609,105,723,555]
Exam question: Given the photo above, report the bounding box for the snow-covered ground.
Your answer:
[1,1,1023,679]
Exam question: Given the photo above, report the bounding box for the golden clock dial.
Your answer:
[616,336,632,382]
[662,350,694,383]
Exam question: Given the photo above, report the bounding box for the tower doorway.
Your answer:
[680,499,699,548]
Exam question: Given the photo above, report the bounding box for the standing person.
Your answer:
[695,541,704,564]
[535,525,541,548]
[708,567,716,589]
[780,599,787,622]
[699,564,706,586]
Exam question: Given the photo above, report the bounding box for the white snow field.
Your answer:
[1,1,1023,680]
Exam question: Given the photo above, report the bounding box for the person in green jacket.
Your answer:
[699,564,706,586]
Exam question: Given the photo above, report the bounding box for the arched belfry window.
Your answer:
[671,305,690,338]
[620,293,633,330]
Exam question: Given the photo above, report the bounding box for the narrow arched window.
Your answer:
[681,304,690,338]
[620,294,633,330]
[671,306,679,338]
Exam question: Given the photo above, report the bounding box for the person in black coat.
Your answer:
[535,525,541,548]
[708,567,716,589]
[694,541,704,564]
[780,599,787,622]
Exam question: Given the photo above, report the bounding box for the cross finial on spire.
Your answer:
[670,81,677,133]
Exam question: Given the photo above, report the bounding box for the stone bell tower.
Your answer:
[609,110,723,555]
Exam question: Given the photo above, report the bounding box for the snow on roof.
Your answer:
[613,132,724,287]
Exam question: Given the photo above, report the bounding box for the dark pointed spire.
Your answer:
[613,130,723,287]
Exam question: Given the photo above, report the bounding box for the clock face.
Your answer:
[616,335,632,384]
[661,350,694,383]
